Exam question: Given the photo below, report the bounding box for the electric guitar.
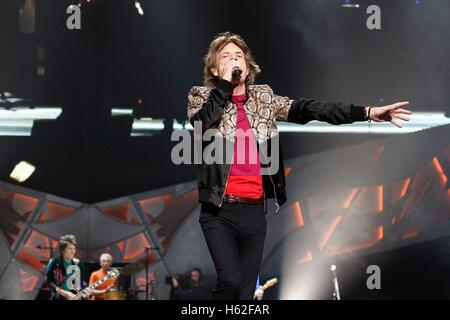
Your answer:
[253,277,278,300]
[53,268,120,300]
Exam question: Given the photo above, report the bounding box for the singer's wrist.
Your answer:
[364,106,373,122]
[216,79,233,97]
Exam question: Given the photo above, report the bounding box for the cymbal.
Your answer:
[121,261,146,276]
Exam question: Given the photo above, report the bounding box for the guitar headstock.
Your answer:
[107,268,120,279]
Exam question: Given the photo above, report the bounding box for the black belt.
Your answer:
[223,194,264,205]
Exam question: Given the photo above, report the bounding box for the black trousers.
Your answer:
[199,201,267,300]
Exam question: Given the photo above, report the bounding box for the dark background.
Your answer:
[1,0,450,300]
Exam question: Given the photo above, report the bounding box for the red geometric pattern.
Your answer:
[38,202,76,222]
[18,269,39,294]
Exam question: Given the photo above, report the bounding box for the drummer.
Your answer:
[89,253,119,300]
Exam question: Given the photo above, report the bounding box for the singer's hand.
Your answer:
[367,101,412,128]
[221,59,241,84]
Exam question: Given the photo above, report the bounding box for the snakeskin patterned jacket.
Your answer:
[187,79,367,210]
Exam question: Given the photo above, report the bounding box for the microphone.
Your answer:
[232,67,242,80]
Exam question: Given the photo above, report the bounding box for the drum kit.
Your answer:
[104,288,127,300]
[104,260,157,300]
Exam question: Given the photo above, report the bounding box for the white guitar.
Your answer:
[53,268,120,300]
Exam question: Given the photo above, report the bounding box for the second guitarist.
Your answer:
[46,235,91,300]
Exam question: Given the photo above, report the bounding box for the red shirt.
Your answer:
[224,93,263,199]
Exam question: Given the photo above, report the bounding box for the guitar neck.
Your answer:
[90,276,112,290]
[260,278,278,291]
[75,271,117,298]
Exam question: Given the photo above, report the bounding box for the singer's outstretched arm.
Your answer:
[272,90,412,127]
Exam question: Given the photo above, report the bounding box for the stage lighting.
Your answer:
[135,1,144,16]
[10,161,36,183]
[342,3,360,9]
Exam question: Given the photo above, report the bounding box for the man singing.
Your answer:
[187,32,412,300]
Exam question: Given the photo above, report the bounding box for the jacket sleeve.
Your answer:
[46,258,56,293]
[272,91,366,125]
[187,79,232,132]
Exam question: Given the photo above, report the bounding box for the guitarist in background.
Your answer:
[89,253,118,300]
[46,234,91,300]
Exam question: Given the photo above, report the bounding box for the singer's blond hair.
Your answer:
[203,32,261,87]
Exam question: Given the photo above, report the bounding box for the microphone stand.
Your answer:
[144,246,172,300]
[36,245,54,260]
[331,265,341,300]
